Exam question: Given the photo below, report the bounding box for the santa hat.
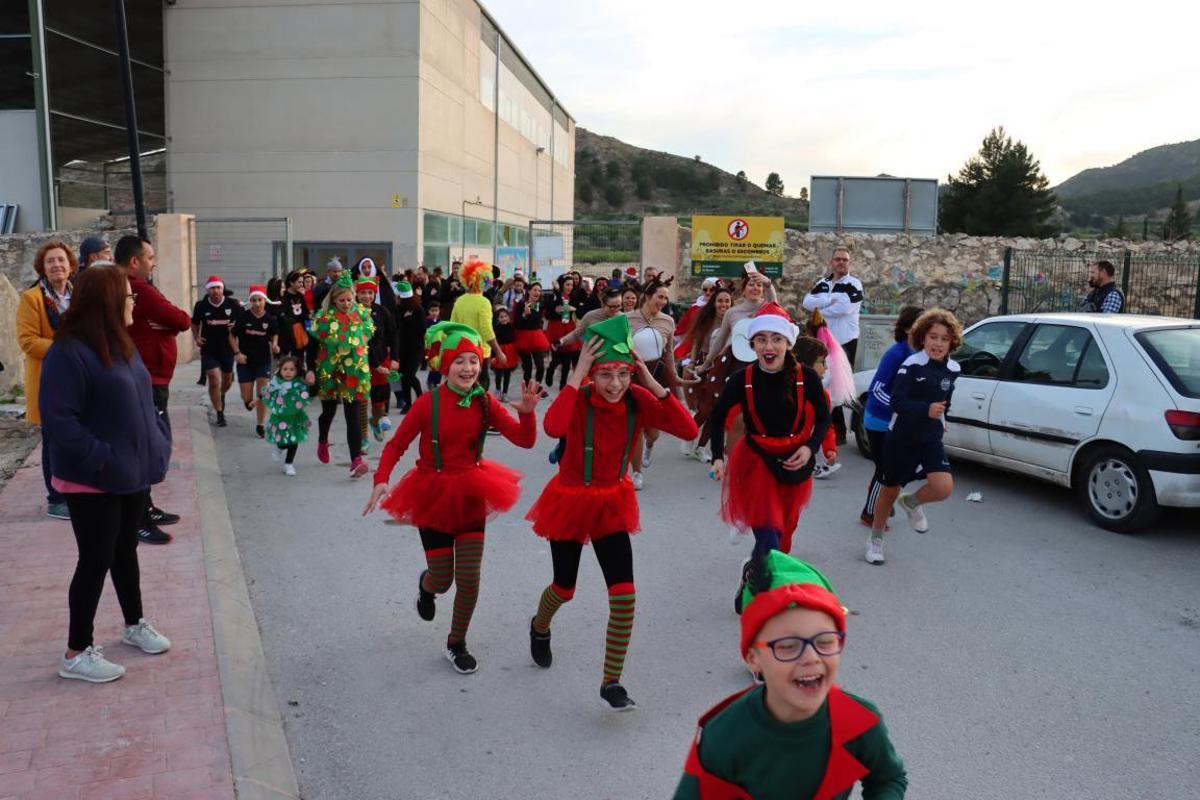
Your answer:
[425,322,485,375]
[205,275,224,290]
[247,284,280,304]
[740,550,846,658]
[354,276,378,295]
[745,302,800,345]
[396,280,414,299]
[583,314,637,372]
[625,266,639,277]
[460,259,490,290]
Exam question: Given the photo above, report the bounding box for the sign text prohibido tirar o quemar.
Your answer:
[690,216,785,278]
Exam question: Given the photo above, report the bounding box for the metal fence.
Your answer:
[191,217,293,299]
[1000,248,1200,319]
[528,219,641,284]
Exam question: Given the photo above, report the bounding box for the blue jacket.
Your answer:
[888,351,960,445]
[864,341,915,421]
[39,337,170,495]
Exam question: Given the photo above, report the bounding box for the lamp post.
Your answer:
[461,196,483,260]
[534,146,545,220]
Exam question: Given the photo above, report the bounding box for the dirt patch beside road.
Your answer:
[0,417,39,492]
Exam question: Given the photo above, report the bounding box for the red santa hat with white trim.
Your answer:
[745,302,799,345]
[248,284,280,305]
[205,275,224,289]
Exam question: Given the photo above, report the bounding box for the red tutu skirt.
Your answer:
[720,439,812,549]
[493,342,519,369]
[514,329,550,354]
[526,475,640,543]
[380,460,523,532]
[546,319,580,352]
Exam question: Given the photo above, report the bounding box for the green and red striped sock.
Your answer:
[422,547,454,594]
[602,582,636,684]
[533,583,574,634]
[447,533,485,646]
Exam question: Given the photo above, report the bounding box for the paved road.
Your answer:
[210,393,1200,800]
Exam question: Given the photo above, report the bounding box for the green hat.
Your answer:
[739,550,845,657]
[583,314,636,371]
[425,321,485,375]
[334,270,355,292]
[396,280,414,299]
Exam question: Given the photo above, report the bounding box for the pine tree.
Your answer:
[1163,184,1193,241]
[1107,213,1130,239]
[736,170,747,194]
[798,187,809,203]
[939,127,1058,236]
[765,172,784,197]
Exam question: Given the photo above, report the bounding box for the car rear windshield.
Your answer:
[1136,328,1200,398]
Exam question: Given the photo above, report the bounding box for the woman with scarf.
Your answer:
[277,269,312,372]
[17,241,78,520]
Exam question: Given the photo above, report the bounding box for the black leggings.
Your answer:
[861,427,889,518]
[318,398,363,460]
[277,444,298,464]
[64,491,147,651]
[548,351,579,389]
[395,365,423,409]
[495,368,514,395]
[520,351,546,384]
[549,533,634,591]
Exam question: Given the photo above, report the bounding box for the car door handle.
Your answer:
[1074,406,1094,416]
[971,392,987,401]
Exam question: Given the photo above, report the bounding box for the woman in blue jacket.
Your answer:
[858,306,922,528]
[39,265,173,683]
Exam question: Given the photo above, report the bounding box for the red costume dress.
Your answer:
[526,384,698,542]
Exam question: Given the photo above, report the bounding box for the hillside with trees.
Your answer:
[573,127,808,228]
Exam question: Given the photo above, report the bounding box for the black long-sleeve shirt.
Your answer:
[709,363,830,462]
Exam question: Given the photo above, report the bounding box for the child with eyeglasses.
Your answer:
[672,550,907,800]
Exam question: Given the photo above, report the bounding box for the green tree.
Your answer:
[1163,184,1193,240]
[706,169,721,193]
[587,164,605,187]
[604,181,625,207]
[1107,213,1131,239]
[634,173,653,200]
[939,127,1058,236]
[765,172,784,197]
[798,187,809,203]
[578,181,594,204]
[736,170,748,194]
[605,160,622,181]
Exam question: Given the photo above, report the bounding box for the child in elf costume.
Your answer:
[262,355,311,475]
[709,303,830,613]
[672,550,907,799]
[524,315,698,711]
[307,271,375,477]
[364,322,543,674]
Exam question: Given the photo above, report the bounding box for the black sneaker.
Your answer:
[733,559,752,616]
[147,506,180,526]
[600,681,636,712]
[216,411,227,427]
[529,618,552,668]
[137,525,172,545]
[445,642,478,674]
[415,570,436,621]
[196,375,206,386]
[256,424,265,439]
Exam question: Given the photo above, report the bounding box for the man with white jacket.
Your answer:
[802,247,864,444]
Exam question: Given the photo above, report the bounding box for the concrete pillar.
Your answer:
[640,216,679,294]
[0,275,22,394]
[154,213,198,364]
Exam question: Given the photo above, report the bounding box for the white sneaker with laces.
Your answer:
[865,536,886,565]
[898,493,929,533]
[631,471,644,491]
[643,442,654,468]
[283,463,297,476]
[812,464,828,479]
[822,461,842,477]
[59,646,125,683]
[680,437,696,457]
[122,619,171,654]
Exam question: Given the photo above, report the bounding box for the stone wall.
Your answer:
[672,229,1200,327]
[0,218,148,289]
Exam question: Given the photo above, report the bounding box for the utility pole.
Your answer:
[113,0,148,238]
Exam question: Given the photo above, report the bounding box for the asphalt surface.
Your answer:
[207,389,1200,800]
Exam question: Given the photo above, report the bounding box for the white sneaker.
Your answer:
[699,446,712,463]
[283,463,296,476]
[865,536,886,565]
[59,646,125,683]
[122,619,171,654]
[898,493,929,533]
[642,443,654,468]
[680,438,696,457]
[379,418,392,432]
[631,471,644,491]
[728,526,743,545]
[821,462,842,477]
[812,464,828,479]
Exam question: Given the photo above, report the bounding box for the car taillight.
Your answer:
[1165,410,1200,440]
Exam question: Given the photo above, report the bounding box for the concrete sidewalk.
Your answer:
[0,405,293,800]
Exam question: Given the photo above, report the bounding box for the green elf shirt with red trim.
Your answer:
[673,685,907,800]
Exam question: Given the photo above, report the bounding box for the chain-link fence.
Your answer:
[191,217,292,299]
[528,219,641,284]
[1001,248,1200,319]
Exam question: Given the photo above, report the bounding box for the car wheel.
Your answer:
[1075,445,1160,533]
[852,397,871,460]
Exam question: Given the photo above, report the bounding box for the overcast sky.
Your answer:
[484,0,1197,193]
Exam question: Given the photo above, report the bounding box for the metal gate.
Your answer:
[1000,247,1200,319]
[528,219,641,285]
[191,217,293,298]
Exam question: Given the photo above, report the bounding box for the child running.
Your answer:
[262,356,311,475]
[230,284,280,439]
[672,549,907,799]
[491,307,519,402]
[364,322,542,674]
[308,271,375,477]
[709,304,830,613]
[355,276,397,442]
[865,308,962,565]
[524,315,698,711]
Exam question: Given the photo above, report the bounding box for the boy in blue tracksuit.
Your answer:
[859,307,922,528]
[865,309,963,565]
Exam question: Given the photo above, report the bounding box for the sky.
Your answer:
[484,0,1198,193]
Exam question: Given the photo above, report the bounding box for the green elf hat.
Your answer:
[740,550,846,658]
[396,280,414,299]
[334,270,355,292]
[425,321,485,375]
[583,314,636,372]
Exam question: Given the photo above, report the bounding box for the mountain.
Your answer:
[574,127,808,228]
[1054,139,1200,198]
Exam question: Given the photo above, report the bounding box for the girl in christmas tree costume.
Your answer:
[524,315,698,711]
[672,550,907,799]
[307,272,375,478]
[262,356,311,475]
[364,322,543,674]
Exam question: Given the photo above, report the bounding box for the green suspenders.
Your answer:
[582,387,636,487]
[430,385,486,473]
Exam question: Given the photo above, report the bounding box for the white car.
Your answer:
[852,313,1200,532]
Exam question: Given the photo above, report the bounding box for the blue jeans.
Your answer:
[41,431,64,506]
